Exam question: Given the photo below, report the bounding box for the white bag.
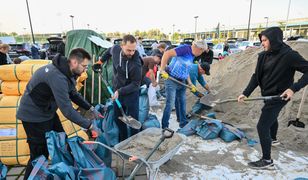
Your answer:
[148,84,160,107]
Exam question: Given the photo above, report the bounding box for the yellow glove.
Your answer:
[190,84,197,93]
[161,71,169,80]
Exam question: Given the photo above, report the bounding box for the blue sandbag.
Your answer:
[177,119,204,136]
[219,123,246,142]
[196,120,223,140]
[139,85,149,125]
[142,114,160,130]
[0,162,7,180]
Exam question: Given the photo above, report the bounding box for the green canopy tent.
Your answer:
[65,29,113,105]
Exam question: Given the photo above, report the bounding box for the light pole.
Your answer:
[70,15,74,30]
[26,0,35,44]
[22,28,26,42]
[222,25,225,39]
[284,0,291,38]
[264,17,269,28]
[247,0,253,41]
[194,16,199,39]
[172,24,175,43]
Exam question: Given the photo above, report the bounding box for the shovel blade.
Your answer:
[288,119,305,128]
[118,116,142,129]
[200,93,217,108]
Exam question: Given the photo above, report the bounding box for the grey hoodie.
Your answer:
[16,54,92,129]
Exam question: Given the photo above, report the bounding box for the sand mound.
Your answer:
[187,41,308,153]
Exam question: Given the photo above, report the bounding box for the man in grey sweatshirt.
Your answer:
[17,48,101,179]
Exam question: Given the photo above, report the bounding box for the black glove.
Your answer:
[89,106,104,120]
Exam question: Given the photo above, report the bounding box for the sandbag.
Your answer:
[142,114,160,130]
[0,95,88,165]
[219,123,246,142]
[177,119,204,136]
[196,120,223,140]
[139,85,149,124]
[20,60,51,65]
[0,81,28,96]
[0,64,46,81]
[148,84,159,107]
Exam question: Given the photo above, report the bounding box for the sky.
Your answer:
[0,0,307,35]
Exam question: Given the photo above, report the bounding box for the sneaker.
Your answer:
[272,139,280,146]
[248,159,274,169]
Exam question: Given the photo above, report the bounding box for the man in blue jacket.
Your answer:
[17,48,102,179]
[101,35,142,141]
[238,27,308,169]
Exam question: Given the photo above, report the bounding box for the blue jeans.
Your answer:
[161,79,187,128]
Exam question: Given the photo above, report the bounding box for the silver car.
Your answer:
[212,43,242,59]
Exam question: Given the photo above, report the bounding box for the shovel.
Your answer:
[200,95,283,109]
[92,64,141,129]
[288,86,307,128]
[167,76,205,97]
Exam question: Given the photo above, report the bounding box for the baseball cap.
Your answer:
[200,62,210,75]
[151,49,163,58]
[193,40,208,49]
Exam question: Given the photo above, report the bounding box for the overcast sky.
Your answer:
[0,0,307,34]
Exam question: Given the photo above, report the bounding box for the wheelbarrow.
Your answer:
[114,128,185,180]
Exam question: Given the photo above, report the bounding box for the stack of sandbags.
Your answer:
[0,61,89,165]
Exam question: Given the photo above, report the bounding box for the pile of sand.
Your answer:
[118,128,183,161]
[187,41,308,153]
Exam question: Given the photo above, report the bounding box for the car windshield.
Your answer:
[240,42,250,46]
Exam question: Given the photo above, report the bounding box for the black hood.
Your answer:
[52,53,74,79]
[258,27,285,52]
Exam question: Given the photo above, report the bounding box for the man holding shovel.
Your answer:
[101,35,142,141]
[237,27,308,169]
[160,40,207,129]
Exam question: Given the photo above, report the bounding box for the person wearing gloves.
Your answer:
[237,27,308,169]
[17,48,102,179]
[160,40,207,128]
[100,35,142,141]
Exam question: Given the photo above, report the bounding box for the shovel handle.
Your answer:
[162,128,174,139]
[217,95,281,104]
[106,86,122,108]
[168,76,203,95]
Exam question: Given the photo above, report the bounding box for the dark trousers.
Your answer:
[257,100,287,160]
[22,114,64,179]
[114,91,140,142]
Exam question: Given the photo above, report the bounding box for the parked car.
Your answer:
[180,38,194,45]
[47,37,63,60]
[142,39,158,55]
[113,38,122,45]
[237,41,261,51]
[227,38,247,45]
[212,43,242,59]
[204,40,215,49]
[8,43,31,58]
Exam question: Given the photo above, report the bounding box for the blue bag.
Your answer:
[48,162,77,180]
[67,136,116,180]
[196,120,223,140]
[0,162,7,180]
[177,119,204,136]
[139,86,149,125]
[142,114,160,130]
[46,131,74,165]
[101,100,119,147]
[219,123,246,142]
[28,156,59,180]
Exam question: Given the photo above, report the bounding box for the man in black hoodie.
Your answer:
[101,35,142,141]
[237,27,308,169]
[17,48,102,179]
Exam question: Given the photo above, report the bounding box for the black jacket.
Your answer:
[243,27,308,97]
[102,45,142,96]
[194,49,213,64]
[17,54,92,128]
[0,52,8,65]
